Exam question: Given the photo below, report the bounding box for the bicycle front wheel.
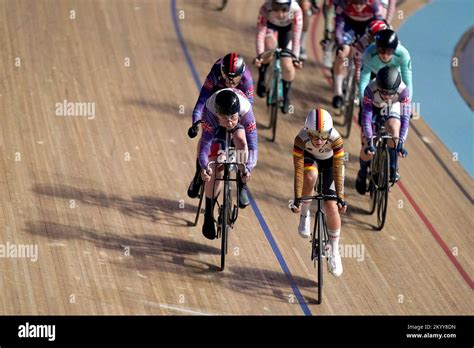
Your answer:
[315,211,325,304]
[220,182,230,271]
[376,146,390,230]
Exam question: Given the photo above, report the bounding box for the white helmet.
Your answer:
[305,108,333,139]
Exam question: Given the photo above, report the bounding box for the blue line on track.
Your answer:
[170,0,312,316]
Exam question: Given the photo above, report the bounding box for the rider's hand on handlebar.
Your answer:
[241,170,251,183]
[201,167,212,182]
[337,198,348,214]
[364,141,375,156]
[290,198,302,214]
[253,57,263,68]
[397,140,408,158]
[293,59,303,69]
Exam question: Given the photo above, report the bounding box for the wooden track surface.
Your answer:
[0,0,472,315]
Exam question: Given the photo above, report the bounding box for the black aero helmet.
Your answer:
[375,29,398,51]
[222,53,245,78]
[376,66,402,92]
[215,89,240,115]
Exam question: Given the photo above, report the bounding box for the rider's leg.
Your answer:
[281,56,295,113]
[202,147,224,239]
[299,0,311,60]
[257,33,277,98]
[385,109,401,181]
[322,0,335,67]
[356,133,373,195]
[298,163,317,238]
[188,137,203,198]
[232,127,251,208]
[332,44,350,108]
[322,167,343,276]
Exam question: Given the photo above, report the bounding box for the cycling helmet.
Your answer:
[375,29,398,51]
[376,66,401,93]
[368,20,388,36]
[305,108,333,139]
[271,0,292,11]
[221,53,246,78]
[215,89,240,115]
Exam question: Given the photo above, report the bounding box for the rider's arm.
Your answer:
[198,111,216,170]
[240,109,258,172]
[398,45,413,100]
[385,0,397,24]
[358,48,373,99]
[331,134,345,200]
[241,68,255,104]
[293,135,305,199]
[192,64,219,125]
[256,4,268,57]
[361,85,375,141]
[399,87,412,142]
[291,4,304,60]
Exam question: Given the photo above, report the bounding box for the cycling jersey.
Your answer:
[335,0,383,45]
[192,58,254,124]
[256,0,303,59]
[199,89,258,172]
[359,42,413,99]
[293,127,345,199]
[361,79,411,142]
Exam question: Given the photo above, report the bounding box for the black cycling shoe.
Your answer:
[355,170,367,195]
[281,97,290,114]
[332,95,343,109]
[202,214,216,240]
[257,79,266,98]
[239,183,250,208]
[187,175,202,199]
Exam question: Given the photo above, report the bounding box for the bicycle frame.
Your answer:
[298,172,338,304]
[207,129,241,270]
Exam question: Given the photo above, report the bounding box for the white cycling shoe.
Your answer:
[298,213,311,238]
[328,246,343,277]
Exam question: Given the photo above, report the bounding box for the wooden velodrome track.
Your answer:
[0,0,472,315]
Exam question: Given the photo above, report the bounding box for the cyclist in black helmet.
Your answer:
[197,89,259,240]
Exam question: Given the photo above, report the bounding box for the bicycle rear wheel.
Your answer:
[376,146,390,230]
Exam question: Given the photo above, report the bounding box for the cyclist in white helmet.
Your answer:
[291,108,347,277]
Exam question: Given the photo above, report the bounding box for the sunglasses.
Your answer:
[308,131,330,141]
[217,113,239,121]
[272,5,290,12]
[380,89,397,96]
[378,48,394,55]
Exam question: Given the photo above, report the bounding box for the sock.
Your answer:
[283,80,292,100]
[359,157,370,177]
[328,229,341,254]
[205,197,215,218]
[258,64,268,82]
[301,199,311,216]
[388,147,397,171]
[334,74,343,96]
